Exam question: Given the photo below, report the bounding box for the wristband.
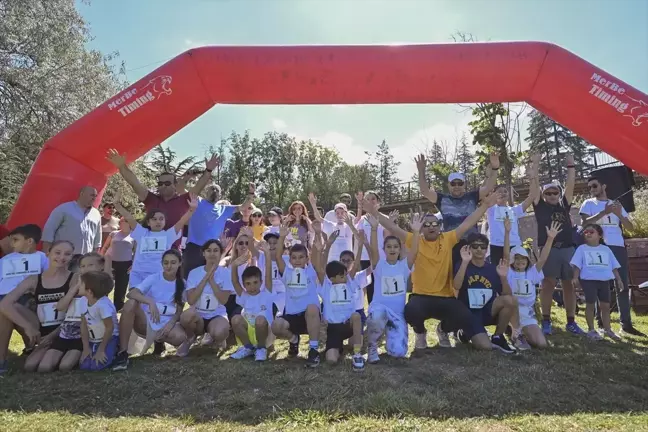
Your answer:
[492,166,500,170]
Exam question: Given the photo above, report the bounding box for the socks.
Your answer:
[567,316,575,324]
[308,340,319,350]
[353,344,362,354]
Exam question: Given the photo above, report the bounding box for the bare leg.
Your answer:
[118,299,139,350]
[600,302,612,331]
[492,296,517,335]
[24,346,48,372]
[0,313,14,362]
[561,279,577,319]
[36,348,63,373]
[179,309,202,340]
[305,304,320,344]
[350,312,362,353]
[231,315,250,345]
[207,317,230,344]
[164,324,188,347]
[540,277,557,318]
[585,302,595,331]
[522,325,548,348]
[271,317,293,340]
[59,350,81,371]
[255,317,269,348]
[470,333,492,350]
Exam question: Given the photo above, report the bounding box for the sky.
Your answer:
[77,0,648,181]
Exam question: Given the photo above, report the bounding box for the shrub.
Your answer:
[627,186,648,238]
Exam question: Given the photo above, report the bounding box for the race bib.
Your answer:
[287,268,307,292]
[139,236,167,254]
[585,251,609,267]
[513,279,534,297]
[271,263,280,281]
[331,283,351,305]
[156,303,176,316]
[494,207,515,222]
[381,276,406,297]
[87,321,106,343]
[197,292,218,313]
[598,214,617,226]
[2,254,41,278]
[65,298,84,322]
[37,303,64,326]
[467,288,492,309]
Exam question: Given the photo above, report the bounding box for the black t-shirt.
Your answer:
[453,261,502,310]
[533,196,574,247]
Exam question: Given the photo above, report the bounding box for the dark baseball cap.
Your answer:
[270,206,283,216]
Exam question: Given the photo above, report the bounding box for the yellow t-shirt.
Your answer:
[252,225,266,241]
[406,230,458,297]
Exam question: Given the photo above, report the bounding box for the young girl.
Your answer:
[503,217,561,349]
[79,270,119,370]
[100,217,134,312]
[230,242,275,361]
[365,214,420,363]
[249,208,266,241]
[0,241,77,372]
[264,209,282,237]
[113,191,197,288]
[177,239,232,357]
[112,249,189,371]
[570,223,623,341]
[286,201,312,246]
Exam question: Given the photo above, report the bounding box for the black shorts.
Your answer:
[325,321,354,352]
[50,336,83,353]
[580,279,612,304]
[225,294,242,320]
[282,311,310,336]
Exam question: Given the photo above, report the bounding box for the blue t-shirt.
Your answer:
[436,191,480,239]
[454,261,502,310]
[187,199,236,246]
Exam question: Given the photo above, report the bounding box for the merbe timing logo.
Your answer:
[589,73,648,127]
[107,76,173,117]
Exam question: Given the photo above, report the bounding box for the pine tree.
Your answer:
[367,140,401,203]
[456,133,475,175]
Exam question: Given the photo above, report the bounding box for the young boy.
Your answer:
[271,224,322,367]
[0,224,48,373]
[257,232,288,316]
[230,242,275,361]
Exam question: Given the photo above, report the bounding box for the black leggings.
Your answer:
[404,294,477,339]
[361,260,375,304]
[112,260,132,312]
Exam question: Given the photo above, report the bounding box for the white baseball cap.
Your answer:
[334,203,348,211]
[511,246,529,259]
[448,173,465,183]
[542,183,561,193]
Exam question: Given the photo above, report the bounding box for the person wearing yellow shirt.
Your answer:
[362,192,498,351]
[249,208,266,241]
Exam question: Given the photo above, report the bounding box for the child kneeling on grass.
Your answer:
[79,271,119,370]
[230,242,275,361]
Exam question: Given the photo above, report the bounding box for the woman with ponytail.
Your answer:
[112,249,188,371]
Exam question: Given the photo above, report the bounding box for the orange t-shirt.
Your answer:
[406,230,458,297]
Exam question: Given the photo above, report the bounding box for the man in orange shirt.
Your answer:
[363,192,498,351]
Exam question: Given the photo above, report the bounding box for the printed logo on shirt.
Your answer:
[585,251,609,267]
[494,207,515,222]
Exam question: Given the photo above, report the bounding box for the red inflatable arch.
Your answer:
[7,42,648,229]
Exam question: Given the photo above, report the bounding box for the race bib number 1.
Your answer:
[197,293,217,313]
[381,276,405,297]
[598,214,617,226]
[331,283,351,305]
[37,303,64,326]
[585,251,609,267]
[157,303,176,316]
[513,279,534,297]
[467,288,492,309]
[140,236,167,254]
[65,298,84,322]
[287,269,307,290]
[88,322,106,343]
[2,254,41,278]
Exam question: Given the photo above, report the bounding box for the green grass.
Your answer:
[2,310,648,431]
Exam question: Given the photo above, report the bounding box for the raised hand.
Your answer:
[503,216,511,233]
[106,149,126,168]
[355,191,364,204]
[496,258,509,277]
[566,153,575,167]
[187,192,199,211]
[205,154,221,171]
[354,228,367,243]
[308,192,317,206]
[258,240,270,254]
[328,229,340,244]
[232,254,249,267]
[343,213,354,227]
[388,210,399,222]
[415,154,427,172]
[410,213,423,232]
[484,192,499,207]
[611,201,623,217]
[279,222,290,238]
[546,221,563,238]
[248,182,256,196]
[489,152,501,170]
[460,245,472,262]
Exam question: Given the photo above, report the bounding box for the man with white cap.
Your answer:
[533,154,584,336]
[325,193,354,223]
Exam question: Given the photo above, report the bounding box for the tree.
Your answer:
[455,133,475,176]
[148,144,199,176]
[0,0,127,222]
[366,140,401,203]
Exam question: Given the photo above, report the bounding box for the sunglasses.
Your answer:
[470,244,488,250]
[237,241,249,246]
[450,181,465,187]
[422,221,440,228]
[543,191,559,196]
[157,181,173,187]
[251,214,262,218]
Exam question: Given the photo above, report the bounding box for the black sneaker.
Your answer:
[305,347,320,368]
[288,336,300,358]
[153,342,165,355]
[491,334,515,354]
[112,351,130,371]
[455,329,470,344]
[622,326,647,337]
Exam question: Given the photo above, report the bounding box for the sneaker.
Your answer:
[414,332,428,350]
[153,341,166,355]
[288,336,300,358]
[491,334,515,354]
[604,329,622,341]
[305,347,320,368]
[230,346,255,360]
[201,333,214,346]
[367,344,380,364]
[455,329,470,344]
[352,354,366,371]
[513,335,532,351]
[0,360,8,375]
[566,322,586,335]
[541,320,552,336]
[621,326,647,337]
[587,330,603,341]
[436,323,452,348]
[176,337,195,357]
[112,351,130,371]
[255,347,268,361]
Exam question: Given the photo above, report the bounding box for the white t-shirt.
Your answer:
[0,251,49,295]
[571,244,620,281]
[186,265,233,319]
[236,290,275,325]
[507,266,543,308]
[322,219,354,263]
[347,270,370,311]
[487,204,525,247]
[355,217,386,261]
[370,258,411,315]
[280,264,320,315]
[137,272,181,331]
[257,253,288,294]
[318,278,358,324]
[130,224,181,275]
[579,199,628,247]
[79,296,119,343]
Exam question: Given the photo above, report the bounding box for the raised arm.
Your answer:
[112,191,137,230]
[354,191,364,224]
[56,275,81,311]
[276,223,289,276]
[235,183,256,213]
[496,258,512,296]
[521,154,540,210]
[366,214,380,268]
[455,192,499,239]
[564,153,576,205]
[408,213,423,269]
[311,239,326,284]
[260,242,273,293]
[322,229,339,266]
[363,199,408,242]
[349,230,365,279]
[173,193,198,234]
[503,216,511,264]
[307,193,324,222]
[536,221,562,272]
[106,149,149,202]
[453,246,472,295]
[230,255,249,296]
[189,154,220,196]
[415,154,437,205]
[479,153,500,200]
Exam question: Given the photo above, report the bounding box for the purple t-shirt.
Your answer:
[223,218,247,239]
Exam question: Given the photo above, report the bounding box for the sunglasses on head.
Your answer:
[237,241,249,246]
[543,190,559,196]
[450,181,465,187]
[157,181,173,187]
[470,244,488,250]
[422,221,440,228]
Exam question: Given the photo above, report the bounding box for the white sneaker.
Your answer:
[415,332,428,350]
[201,333,214,346]
[231,346,255,359]
[367,344,380,364]
[175,336,195,357]
[436,323,452,348]
[587,330,603,341]
[255,347,268,361]
[604,329,622,341]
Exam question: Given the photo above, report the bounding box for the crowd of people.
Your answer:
[0,147,644,375]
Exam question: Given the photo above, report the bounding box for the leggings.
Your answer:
[112,260,132,312]
[361,260,375,303]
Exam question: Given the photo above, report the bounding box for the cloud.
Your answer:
[272,119,287,130]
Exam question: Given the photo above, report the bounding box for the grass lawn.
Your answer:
[1,309,648,431]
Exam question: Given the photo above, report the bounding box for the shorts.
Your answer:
[236,318,270,346]
[128,271,149,289]
[80,335,119,371]
[489,245,513,266]
[468,301,497,338]
[541,246,575,280]
[356,308,367,333]
[50,336,83,353]
[580,279,612,304]
[225,294,242,320]
[282,311,311,336]
[325,321,354,352]
[202,315,226,331]
[518,304,538,328]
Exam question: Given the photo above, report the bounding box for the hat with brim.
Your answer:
[449,173,465,183]
[511,246,530,259]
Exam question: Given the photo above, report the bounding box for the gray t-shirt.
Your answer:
[42,201,102,254]
[435,191,480,239]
